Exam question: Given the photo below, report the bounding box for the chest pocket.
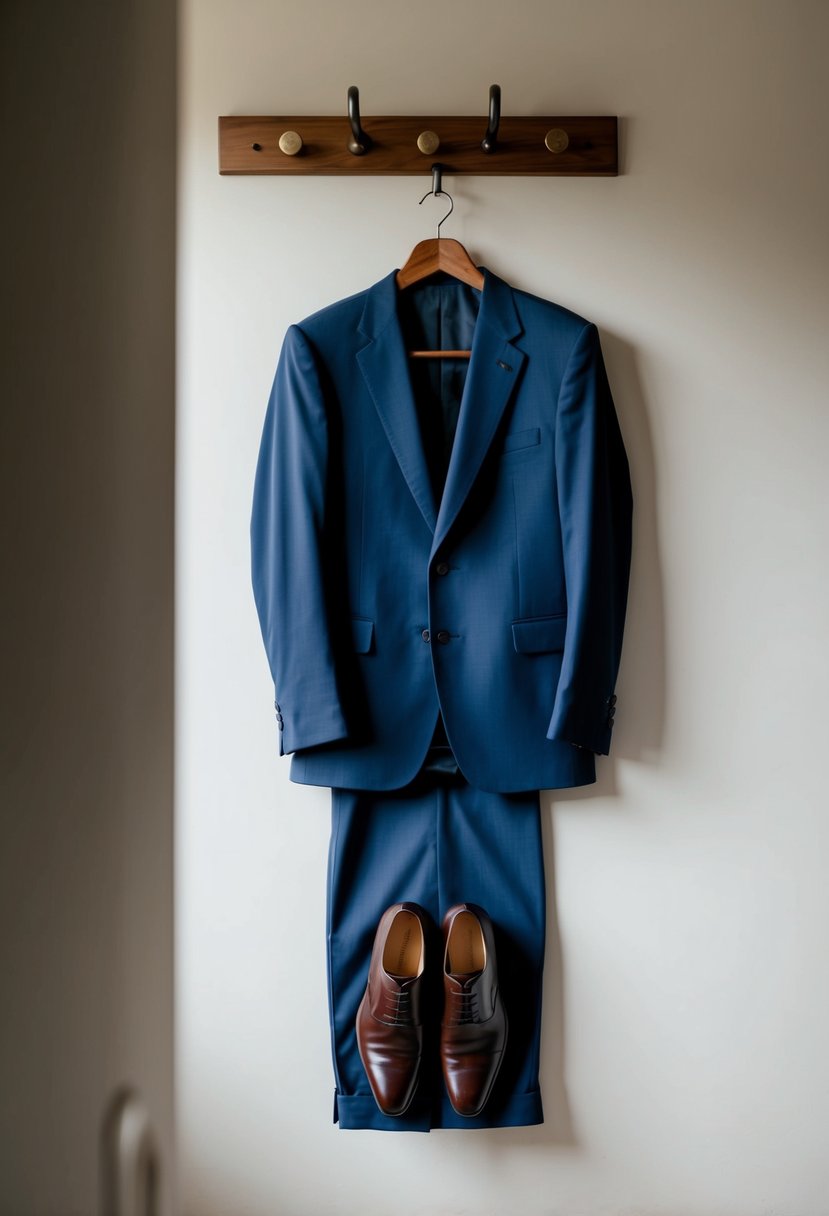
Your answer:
[501,426,541,455]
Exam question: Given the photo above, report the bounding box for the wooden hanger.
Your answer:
[396,168,484,359]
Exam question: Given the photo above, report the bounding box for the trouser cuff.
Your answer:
[333,1089,543,1132]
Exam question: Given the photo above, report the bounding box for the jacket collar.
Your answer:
[356,265,526,553]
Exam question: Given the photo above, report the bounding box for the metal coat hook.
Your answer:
[418,163,454,236]
[481,84,501,153]
[347,85,371,155]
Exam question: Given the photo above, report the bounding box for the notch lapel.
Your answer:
[356,272,439,533]
[430,271,526,556]
[356,266,525,543]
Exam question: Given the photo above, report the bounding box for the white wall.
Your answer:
[177,2,829,1213]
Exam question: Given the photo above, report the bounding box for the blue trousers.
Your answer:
[326,768,546,1131]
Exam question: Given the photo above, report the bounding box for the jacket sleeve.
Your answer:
[250,323,349,755]
[546,321,633,755]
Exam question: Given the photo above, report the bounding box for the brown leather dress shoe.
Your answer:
[440,903,508,1117]
[356,902,427,1117]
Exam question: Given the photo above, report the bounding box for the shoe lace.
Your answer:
[447,982,479,1026]
[382,983,413,1025]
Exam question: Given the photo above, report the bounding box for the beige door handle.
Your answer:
[100,1086,160,1216]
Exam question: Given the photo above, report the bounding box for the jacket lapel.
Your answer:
[356,275,439,532]
[431,271,526,555]
[356,265,526,544]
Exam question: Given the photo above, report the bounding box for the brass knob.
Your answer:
[544,128,569,154]
[417,130,440,155]
[278,130,303,156]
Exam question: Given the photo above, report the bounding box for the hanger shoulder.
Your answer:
[396,238,484,291]
[396,238,482,356]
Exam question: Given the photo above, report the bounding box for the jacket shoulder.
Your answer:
[290,280,373,342]
[511,281,593,338]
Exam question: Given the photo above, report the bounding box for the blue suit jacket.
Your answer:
[250,266,633,792]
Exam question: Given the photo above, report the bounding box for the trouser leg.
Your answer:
[326,773,546,1131]
[432,779,546,1129]
[326,776,440,1132]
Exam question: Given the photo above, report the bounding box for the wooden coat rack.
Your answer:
[219,85,618,176]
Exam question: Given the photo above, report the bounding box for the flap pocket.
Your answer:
[511,612,567,654]
[350,616,375,653]
[502,426,541,454]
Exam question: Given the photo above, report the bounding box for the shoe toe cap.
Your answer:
[365,1052,421,1116]
[442,1048,505,1117]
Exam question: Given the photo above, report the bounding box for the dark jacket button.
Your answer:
[435,561,450,576]
[436,630,450,644]
[421,629,431,642]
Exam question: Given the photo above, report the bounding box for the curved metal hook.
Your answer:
[347,85,371,156]
[418,163,454,237]
[481,83,501,153]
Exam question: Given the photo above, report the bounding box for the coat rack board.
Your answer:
[218,86,618,176]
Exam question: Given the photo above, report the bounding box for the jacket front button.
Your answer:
[421,629,431,642]
[435,561,450,576]
[436,630,450,644]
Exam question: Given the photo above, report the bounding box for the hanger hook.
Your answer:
[418,162,454,237]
